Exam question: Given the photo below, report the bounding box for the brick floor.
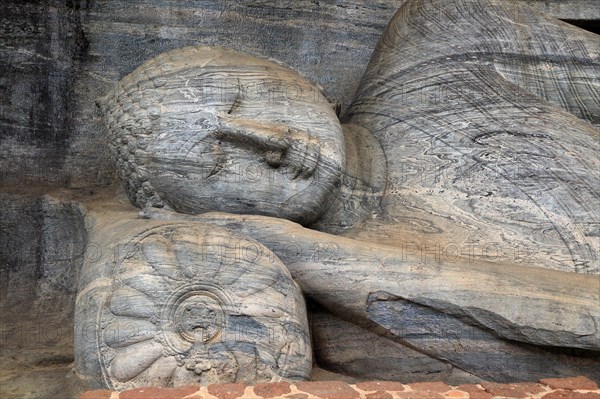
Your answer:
[80,376,600,399]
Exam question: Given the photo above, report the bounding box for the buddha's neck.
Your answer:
[309,123,387,234]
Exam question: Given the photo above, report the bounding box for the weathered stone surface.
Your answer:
[0,0,399,190]
[77,379,600,399]
[398,391,444,399]
[78,390,113,399]
[310,309,480,383]
[355,381,406,392]
[519,0,600,22]
[542,391,600,399]
[445,390,469,398]
[98,46,345,225]
[0,193,88,399]
[144,209,600,382]
[74,208,311,390]
[342,0,600,274]
[0,2,93,188]
[76,381,600,399]
[366,392,394,399]
[2,0,600,397]
[410,382,452,393]
[364,297,600,382]
[0,193,86,328]
[2,0,599,191]
[103,8,600,387]
[456,385,493,399]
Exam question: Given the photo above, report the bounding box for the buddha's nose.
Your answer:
[215,115,320,179]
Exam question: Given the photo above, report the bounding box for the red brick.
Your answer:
[120,386,199,399]
[207,383,246,399]
[355,381,405,392]
[253,382,291,398]
[399,391,444,399]
[542,391,600,399]
[445,390,468,398]
[295,381,360,399]
[456,384,492,399]
[540,377,599,391]
[79,390,113,399]
[366,391,394,399]
[482,382,545,398]
[410,382,452,393]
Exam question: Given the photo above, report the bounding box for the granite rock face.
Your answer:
[98,46,345,225]
[310,304,599,384]
[0,194,87,333]
[2,1,600,398]
[309,307,483,383]
[0,0,400,190]
[1,0,599,189]
[342,0,600,275]
[139,209,600,382]
[0,193,88,399]
[75,209,311,390]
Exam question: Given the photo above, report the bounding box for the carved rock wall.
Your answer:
[1,0,599,189]
[75,209,312,390]
[1,0,400,189]
[0,193,88,398]
[1,2,599,398]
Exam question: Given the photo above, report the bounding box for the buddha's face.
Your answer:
[102,47,345,225]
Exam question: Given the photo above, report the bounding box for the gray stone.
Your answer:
[311,303,599,384]
[1,0,598,190]
[0,193,88,398]
[2,0,600,397]
[97,46,345,225]
[310,308,485,384]
[101,0,599,381]
[0,193,86,337]
[74,209,311,390]
[339,0,600,275]
[142,208,600,382]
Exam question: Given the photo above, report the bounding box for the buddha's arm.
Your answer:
[140,208,600,351]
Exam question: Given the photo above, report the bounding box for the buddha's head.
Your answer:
[100,46,345,225]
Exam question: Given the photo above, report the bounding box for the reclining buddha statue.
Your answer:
[75,0,600,390]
